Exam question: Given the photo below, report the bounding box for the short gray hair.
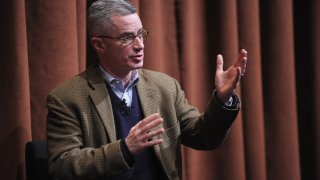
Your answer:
[88,0,137,37]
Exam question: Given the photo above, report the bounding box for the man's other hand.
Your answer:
[125,113,164,155]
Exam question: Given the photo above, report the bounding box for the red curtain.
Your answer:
[0,0,319,179]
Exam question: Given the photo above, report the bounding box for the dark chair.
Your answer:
[25,141,49,180]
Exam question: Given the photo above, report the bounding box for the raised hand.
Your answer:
[215,49,247,103]
[125,113,164,155]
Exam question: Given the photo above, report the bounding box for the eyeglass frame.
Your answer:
[93,29,149,45]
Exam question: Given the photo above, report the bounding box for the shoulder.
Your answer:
[50,73,86,95]
[48,66,99,99]
[137,69,183,98]
[139,69,178,87]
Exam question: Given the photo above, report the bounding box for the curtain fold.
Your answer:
[179,0,247,179]
[237,0,267,179]
[294,0,320,179]
[260,0,301,179]
[139,0,180,79]
[0,0,319,179]
[312,1,320,179]
[76,0,87,72]
[25,0,86,140]
[0,1,31,180]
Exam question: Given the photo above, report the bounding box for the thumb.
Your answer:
[216,54,224,72]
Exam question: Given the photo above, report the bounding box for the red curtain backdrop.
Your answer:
[0,0,319,179]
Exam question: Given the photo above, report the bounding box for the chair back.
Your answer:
[25,141,49,180]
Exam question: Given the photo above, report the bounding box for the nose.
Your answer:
[132,37,144,51]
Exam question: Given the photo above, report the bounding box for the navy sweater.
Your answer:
[107,85,167,180]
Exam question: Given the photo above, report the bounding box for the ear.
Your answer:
[90,37,105,53]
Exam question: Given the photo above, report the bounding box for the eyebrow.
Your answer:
[118,28,144,37]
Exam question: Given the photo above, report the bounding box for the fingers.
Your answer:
[143,128,164,141]
[233,67,241,88]
[227,66,241,89]
[240,58,247,76]
[138,113,161,126]
[125,113,164,155]
[238,49,247,62]
[216,54,224,73]
[235,49,248,75]
[217,49,247,75]
[239,49,247,58]
[144,139,164,148]
[135,113,163,134]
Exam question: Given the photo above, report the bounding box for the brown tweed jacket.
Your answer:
[47,65,240,180]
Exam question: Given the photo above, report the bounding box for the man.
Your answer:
[46,0,247,179]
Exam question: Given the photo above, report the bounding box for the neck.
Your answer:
[101,65,133,87]
[118,72,132,88]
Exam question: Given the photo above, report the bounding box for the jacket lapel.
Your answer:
[87,66,117,142]
[137,70,168,176]
[136,70,158,118]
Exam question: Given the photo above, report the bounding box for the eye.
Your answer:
[121,34,135,43]
[137,32,144,39]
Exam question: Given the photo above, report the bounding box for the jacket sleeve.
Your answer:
[174,79,240,150]
[47,93,130,180]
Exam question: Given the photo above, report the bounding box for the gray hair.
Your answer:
[88,0,137,37]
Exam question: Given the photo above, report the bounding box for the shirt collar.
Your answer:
[99,64,139,90]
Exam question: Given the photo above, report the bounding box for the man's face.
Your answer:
[98,13,145,77]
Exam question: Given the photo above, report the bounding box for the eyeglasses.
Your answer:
[95,29,148,45]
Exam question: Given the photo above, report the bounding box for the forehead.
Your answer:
[110,13,143,34]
